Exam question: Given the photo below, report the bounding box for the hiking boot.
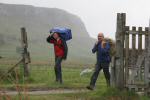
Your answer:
[86,85,94,90]
[56,79,63,84]
[59,80,63,84]
[55,79,59,82]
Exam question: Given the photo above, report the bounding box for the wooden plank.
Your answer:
[136,55,145,78]
[138,27,143,81]
[132,27,136,50]
[144,27,150,85]
[131,27,137,71]
[125,26,129,85]
[128,31,146,35]
[115,13,125,89]
[138,27,142,53]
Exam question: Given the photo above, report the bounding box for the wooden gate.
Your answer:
[111,13,150,93]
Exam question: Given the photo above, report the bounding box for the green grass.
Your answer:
[2,88,150,100]
[0,65,150,100]
[0,65,97,89]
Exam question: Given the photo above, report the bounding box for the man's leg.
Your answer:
[102,63,110,87]
[54,57,58,82]
[55,57,63,83]
[87,63,102,90]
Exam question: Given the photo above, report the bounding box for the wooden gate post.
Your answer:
[21,27,30,77]
[125,26,129,85]
[115,13,126,89]
[145,26,150,86]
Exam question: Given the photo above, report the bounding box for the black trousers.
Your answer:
[54,57,63,83]
[90,62,110,87]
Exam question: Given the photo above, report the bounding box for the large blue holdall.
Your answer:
[50,27,72,41]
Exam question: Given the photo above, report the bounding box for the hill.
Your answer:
[0,3,96,65]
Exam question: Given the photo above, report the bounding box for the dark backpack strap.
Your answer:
[61,39,68,60]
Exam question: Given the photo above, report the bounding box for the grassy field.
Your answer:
[7,88,148,100]
[0,45,149,100]
[0,64,150,100]
[0,65,101,89]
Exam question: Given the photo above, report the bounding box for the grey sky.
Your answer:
[0,0,150,39]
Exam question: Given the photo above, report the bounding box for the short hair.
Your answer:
[98,33,104,38]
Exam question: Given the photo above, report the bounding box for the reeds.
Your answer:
[0,66,29,100]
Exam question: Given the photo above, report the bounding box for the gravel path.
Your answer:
[0,89,89,95]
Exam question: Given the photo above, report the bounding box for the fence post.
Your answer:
[145,27,150,86]
[125,26,129,85]
[21,27,30,77]
[115,13,126,89]
[138,27,143,53]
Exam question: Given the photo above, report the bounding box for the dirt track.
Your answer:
[0,89,88,95]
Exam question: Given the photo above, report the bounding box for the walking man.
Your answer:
[87,32,111,90]
[47,32,68,84]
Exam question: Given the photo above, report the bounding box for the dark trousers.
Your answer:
[90,62,110,87]
[54,57,63,83]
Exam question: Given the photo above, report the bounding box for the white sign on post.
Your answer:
[16,46,24,54]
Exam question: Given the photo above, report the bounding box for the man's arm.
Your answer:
[92,42,98,53]
[46,35,54,43]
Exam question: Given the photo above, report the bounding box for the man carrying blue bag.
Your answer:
[47,27,72,84]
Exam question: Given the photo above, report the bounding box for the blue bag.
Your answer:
[50,27,72,41]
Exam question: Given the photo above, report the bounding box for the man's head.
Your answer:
[53,32,60,40]
[97,32,104,42]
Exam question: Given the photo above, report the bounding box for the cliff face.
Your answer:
[0,3,95,63]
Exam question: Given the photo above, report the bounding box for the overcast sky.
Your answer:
[0,0,150,39]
